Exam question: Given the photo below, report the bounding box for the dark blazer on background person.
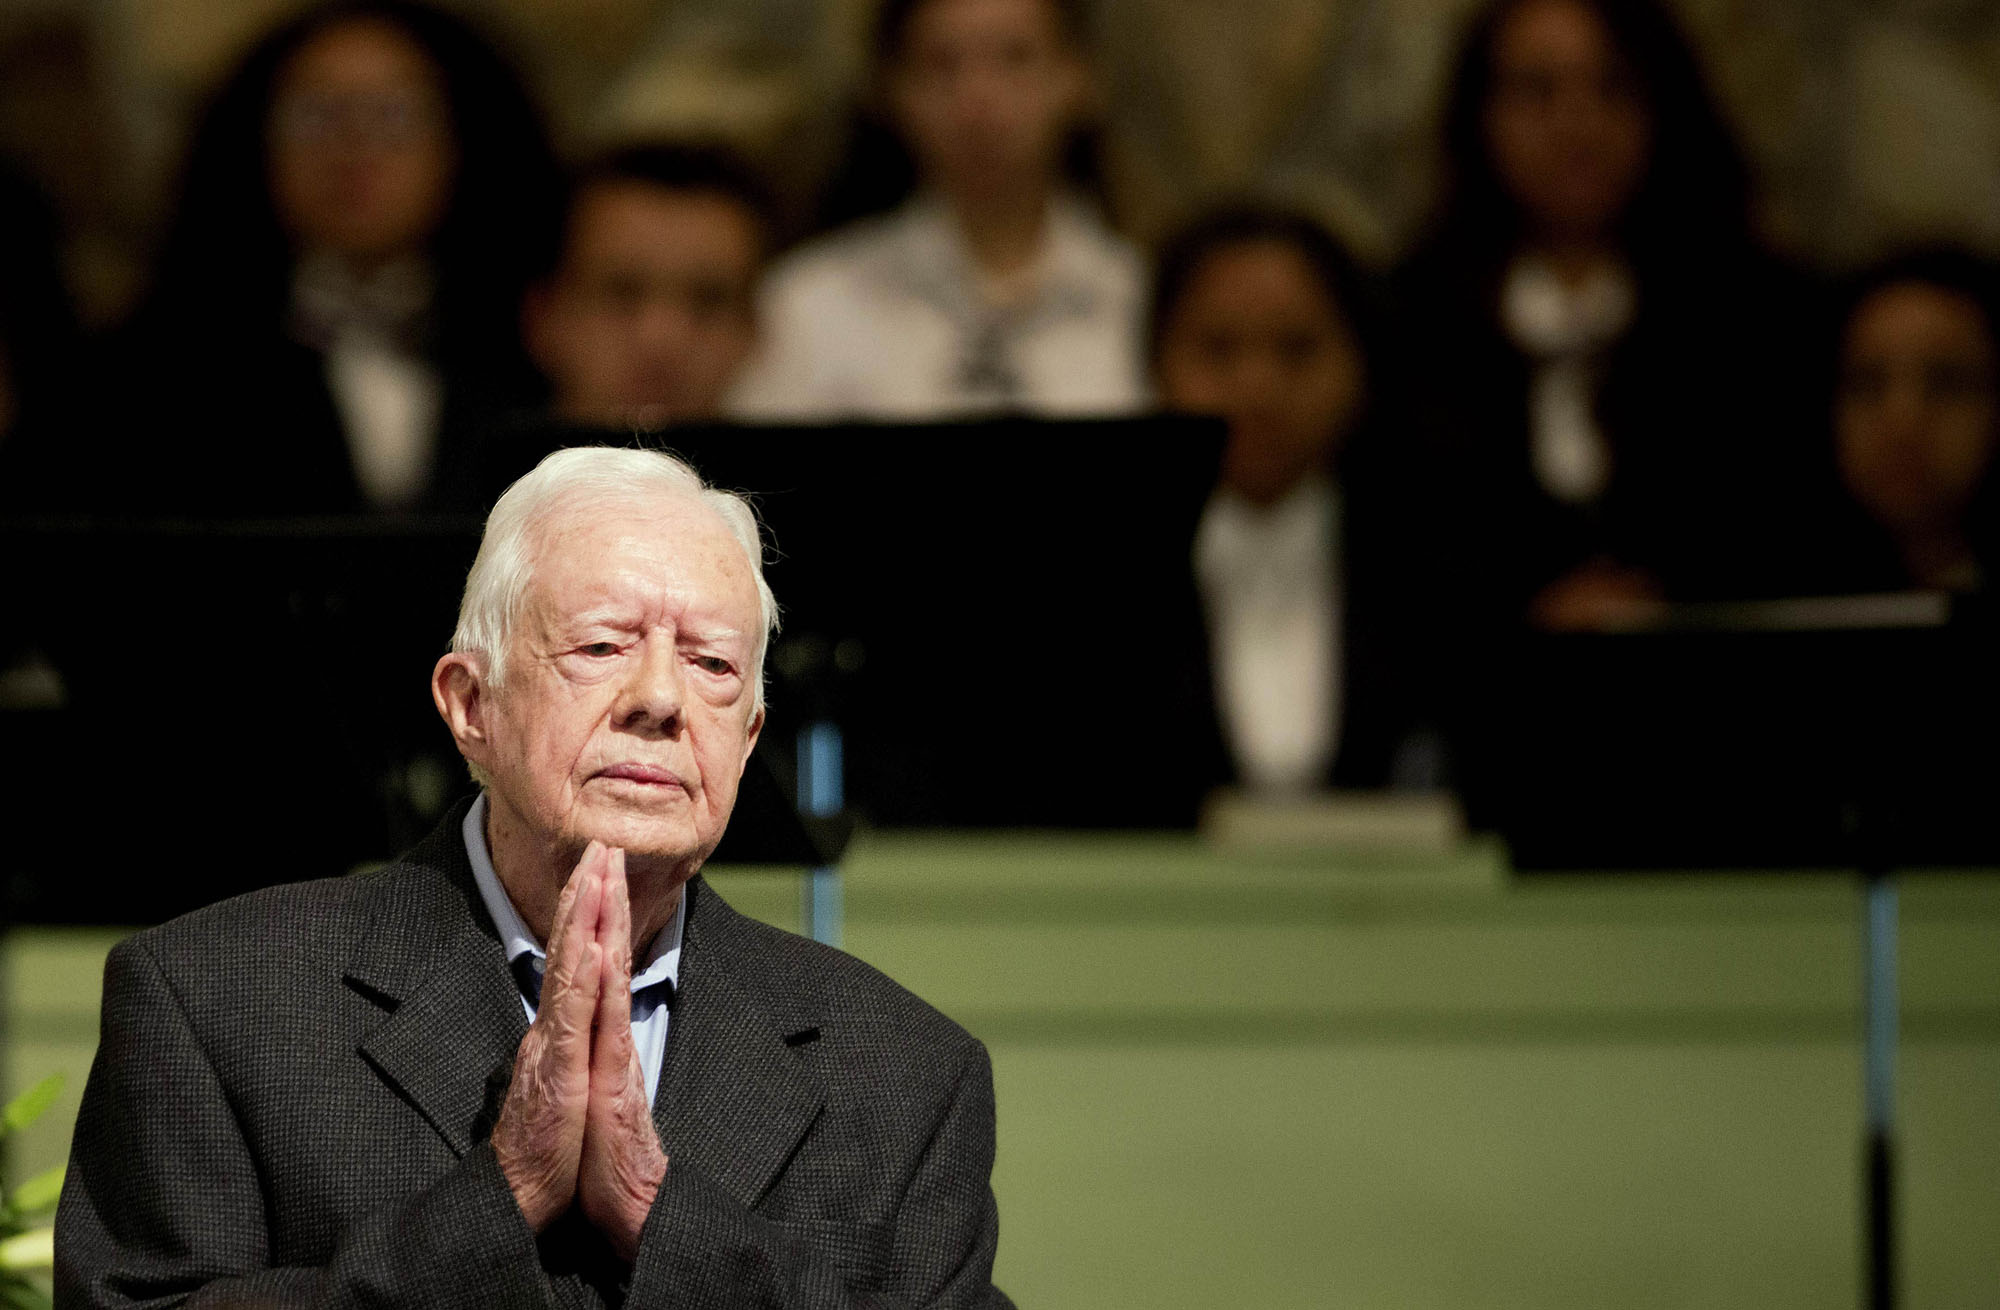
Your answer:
[1391,248,1825,625]
[56,800,1009,1309]
[89,327,530,517]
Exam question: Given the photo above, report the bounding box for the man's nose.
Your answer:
[634,296,695,351]
[613,639,684,734]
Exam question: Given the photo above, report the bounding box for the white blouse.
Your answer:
[1193,477,1342,794]
[730,193,1147,421]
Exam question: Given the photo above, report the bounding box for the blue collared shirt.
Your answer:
[462,793,683,1106]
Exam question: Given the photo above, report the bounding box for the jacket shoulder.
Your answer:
[113,856,446,1011]
[693,882,982,1065]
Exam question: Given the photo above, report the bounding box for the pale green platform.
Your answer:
[6,835,1998,1309]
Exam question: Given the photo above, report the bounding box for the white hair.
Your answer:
[451,446,780,713]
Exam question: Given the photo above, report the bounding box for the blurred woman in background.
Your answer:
[1817,250,2000,594]
[733,0,1144,419]
[105,0,558,514]
[1154,204,1438,795]
[1396,0,1816,632]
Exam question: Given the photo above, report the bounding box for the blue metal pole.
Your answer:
[798,721,844,947]
[1862,871,1898,1310]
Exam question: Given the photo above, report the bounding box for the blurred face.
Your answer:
[886,0,1087,200]
[267,19,455,263]
[527,183,762,428]
[460,494,765,880]
[1483,0,1651,244]
[1837,282,2000,539]
[1156,240,1365,506]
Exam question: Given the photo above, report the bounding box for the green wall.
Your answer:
[8,836,1998,1308]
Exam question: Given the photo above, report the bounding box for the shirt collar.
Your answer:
[885,191,1117,322]
[462,792,685,996]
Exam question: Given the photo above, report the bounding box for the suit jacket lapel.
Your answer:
[653,878,825,1209]
[345,803,529,1157]
[339,825,825,1201]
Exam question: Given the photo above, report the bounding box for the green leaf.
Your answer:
[0,1078,61,1136]
[5,1168,61,1217]
[0,1276,48,1310]
[0,1278,51,1310]
[0,1228,51,1272]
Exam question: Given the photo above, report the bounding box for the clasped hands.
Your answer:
[491,842,666,1262]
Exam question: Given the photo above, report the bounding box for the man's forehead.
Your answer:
[525,490,758,612]
[571,184,761,261]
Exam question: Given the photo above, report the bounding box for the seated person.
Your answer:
[525,142,774,431]
[1152,203,1438,795]
[56,446,1012,1308]
[1395,0,1817,632]
[1819,248,2000,594]
[732,0,1144,419]
[101,0,559,516]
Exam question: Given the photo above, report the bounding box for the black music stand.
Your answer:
[1473,592,2000,1310]
[489,413,1226,830]
[0,413,1222,921]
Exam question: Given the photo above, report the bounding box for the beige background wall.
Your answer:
[2,0,1998,319]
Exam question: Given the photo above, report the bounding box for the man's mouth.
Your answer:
[595,763,688,791]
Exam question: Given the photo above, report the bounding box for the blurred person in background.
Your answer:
[525,142,773,433]
[732,0,1145,419]
[1154,204,1440,795]
[1812,249,2000,595]
[1396,0,1817,634]
[102,0,558,515]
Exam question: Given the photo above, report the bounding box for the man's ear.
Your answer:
[737,706,765,779]
[433,652,492,765]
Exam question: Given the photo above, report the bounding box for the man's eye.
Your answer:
[696,656,734,675]
[579,642,620,657]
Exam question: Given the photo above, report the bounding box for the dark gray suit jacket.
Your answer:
[55,803,1012,1308]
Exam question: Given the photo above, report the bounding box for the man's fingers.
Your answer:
[554,940,604,1047]
[591,936,634,1089]
[545,843,607,996]
[599,847,632,974]
[593,849,637,1074]
[545,841,597,964]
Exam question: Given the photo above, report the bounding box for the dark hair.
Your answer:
[1419,0,1751,280]
[552,141,778,276]
[872,0,1087,61]
[1835,247,2000,360]
[1148,203,1380,370]
[137,0,559,372]
[814,0,1105,230]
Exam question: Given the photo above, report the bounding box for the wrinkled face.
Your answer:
[267,19,455,262]
[887,0,1087,198]
[1156,241,1365,506]
[527,183,762,429]
[470,494,764,871]
[1837,283,2000,537]
[1483,0,1651,243]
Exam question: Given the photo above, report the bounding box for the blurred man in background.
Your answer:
[525,142,773,430]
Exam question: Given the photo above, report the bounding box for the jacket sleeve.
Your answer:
[622,1041,1013,1310]
[54,936,554,1310]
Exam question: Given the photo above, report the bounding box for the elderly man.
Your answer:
[56,447,1011,1308]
